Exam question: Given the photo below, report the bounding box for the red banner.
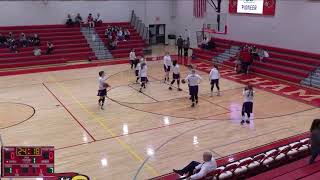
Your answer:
[229,0,276,16]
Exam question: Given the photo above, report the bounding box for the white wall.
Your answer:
[1,0,319,54]
[174,0,320,54]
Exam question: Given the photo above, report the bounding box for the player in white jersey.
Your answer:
[169,60,182,91]
[97,71,110,110]
[135,61,141,83]
[129,49,136,69]
[241,84,254,125]
[209,65,220,97]
[184,69,202,107]
[139,62,148,93]
[163,52,172,82]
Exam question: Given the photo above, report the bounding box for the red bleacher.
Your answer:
[151,133,312,180]
[0,24,95,70]
[248,156,320,180]
[95,22,147,58]
[212,38,320,84]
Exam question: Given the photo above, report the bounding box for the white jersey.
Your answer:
[209,68,220,80]
[139,65,148,77]
[140,58,146,64]
[98,76,107,90]
[186,74,202,86]
[173,64,180,74]
[135,63,141,71]
[243,89,254,102]
[163,55,172,67]
[129,52,136,60]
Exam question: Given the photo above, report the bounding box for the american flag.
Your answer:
[194,0,207,18]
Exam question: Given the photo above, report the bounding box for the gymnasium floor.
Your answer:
[0,55,319,180]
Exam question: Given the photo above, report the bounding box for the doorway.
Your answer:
[149,24,166,45]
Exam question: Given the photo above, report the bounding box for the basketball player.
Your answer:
[140,54,146,64]
[135,60,141,83]
[169,60,182,91]
[163,52,172,82]
[139,62,148,93]
[209,65,220,96]
[97,71,109,110]
[184,69,202,107]
[241,84,254,125]
[129,49,136,69]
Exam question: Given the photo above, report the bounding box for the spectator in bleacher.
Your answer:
[310,119,320,164]
[66,14,74,27]
[117,28,124,41]
[177,36,183,57]
[259,49,269,62]
[109,39,117,50]
[124,28,130,41]
[201,36,210,49]
[0,33,6,47]
[95,13,102,26]
[46,41,54,54]
[19,33,28,47]
[173,152,217,179]
[75,13,83,26]
[183,37,190,57]
[87,13,94,28]
[250,46,260,61]
[7,32,14,40]
[9,40,18,53]
[33,34,40,46]
[33,46,41,56]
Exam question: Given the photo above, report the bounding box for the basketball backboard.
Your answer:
[203,12,227,35]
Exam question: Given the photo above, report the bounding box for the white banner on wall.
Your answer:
[237,0,264,14]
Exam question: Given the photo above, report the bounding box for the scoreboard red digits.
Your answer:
[1,146,54,178]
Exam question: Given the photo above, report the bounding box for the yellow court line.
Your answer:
[48,75,160,177]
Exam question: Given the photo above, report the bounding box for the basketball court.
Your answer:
[0,0,319,179]
[0,57,318,179]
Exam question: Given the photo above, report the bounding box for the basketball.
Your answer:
[104,83,111,88]
[181,79,186,84]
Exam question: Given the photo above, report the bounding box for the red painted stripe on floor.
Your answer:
[42,83,96,141]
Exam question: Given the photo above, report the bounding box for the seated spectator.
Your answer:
[8,32,14,40]
[33,34,40,46]
[173,152,217,179]
[250,46,259,61]
[66,14,74,27]
[75,13,83,26]
[124,28,130,41]
[109,39,118,50]
[0,33,7,47]
[117,28,124,40]
[19,32,28,47]
[259,49,269,62]
[201,36,210,49]
[95,13,102,26]
[87,13,94,28]
[33,46,41,56]
[46,41,54,54]
[9,40,18,53]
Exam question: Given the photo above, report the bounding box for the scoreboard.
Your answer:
[1,146,54,177]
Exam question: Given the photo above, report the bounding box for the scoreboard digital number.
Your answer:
[1,146,54,177]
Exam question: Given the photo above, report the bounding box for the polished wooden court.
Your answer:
[0,59,319,180]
